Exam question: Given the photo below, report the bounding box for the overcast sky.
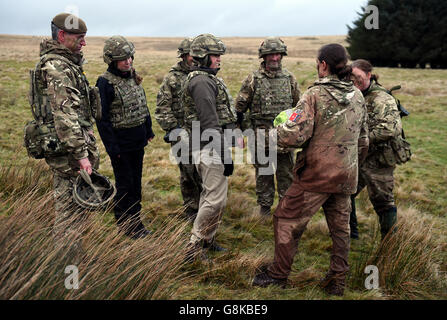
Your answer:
[0,0,367,37]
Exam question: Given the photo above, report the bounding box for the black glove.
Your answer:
[223,162,234,177]
[163,131,171,143]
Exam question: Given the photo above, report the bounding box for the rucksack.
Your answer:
[371,84,412,165]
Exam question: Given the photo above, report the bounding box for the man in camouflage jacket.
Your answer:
[235,37,300,216]
[32,13,99,262]
[253,44,369,296]
[155,38,202,221]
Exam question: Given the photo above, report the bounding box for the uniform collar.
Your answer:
[39,39,84,66]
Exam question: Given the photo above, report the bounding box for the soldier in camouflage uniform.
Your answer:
[155,38,202,221]
[182,34,237,261]
[235,37,300,216]
[253,44,369,296]
[96,36,155,239]
[30,13,99,261]
[349,59,404,239]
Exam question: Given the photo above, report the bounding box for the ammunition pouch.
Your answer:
[377,136,411,167]
[89,86,102,121]
[23,120,66,159]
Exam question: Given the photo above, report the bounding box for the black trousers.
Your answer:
[110,149,145,231]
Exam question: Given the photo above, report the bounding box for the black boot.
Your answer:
[185,241,208,263]
[350,195,359,239]
[116,214,151,240]
[259,205,271,216]
[379,206,397,239]
[203,238,227,252]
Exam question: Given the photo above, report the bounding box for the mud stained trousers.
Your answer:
[267,182,351,279]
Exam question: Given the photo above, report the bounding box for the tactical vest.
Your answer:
[168,68,189,127]
[250,69,294,122]
[182,70,237,130]
[25,53,98,159]
[101,71,149,129]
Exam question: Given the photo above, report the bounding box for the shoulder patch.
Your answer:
[289,110,302,122]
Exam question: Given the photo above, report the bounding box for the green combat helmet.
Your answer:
[73,170,116,210]
[103,35,135,65]
[177,37,193,58]
[190,33,226,59]
[258,37,287,58]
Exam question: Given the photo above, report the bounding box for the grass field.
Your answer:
[0,34,446,300]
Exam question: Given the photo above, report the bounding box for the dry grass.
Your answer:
[348,207,446,299]
[0,164,193,300]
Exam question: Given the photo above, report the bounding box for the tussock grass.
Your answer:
[0,165,192,299]
[348,207,446,299]
[0,158,52,199]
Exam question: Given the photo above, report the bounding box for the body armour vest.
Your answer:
[182,70,237,130]
[30,53,93,128]
[168,67,189,127]
[250,69,294,122]
[102,71,149,129]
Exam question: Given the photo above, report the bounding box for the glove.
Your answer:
[163,131,172,143]
[223,162,234,177]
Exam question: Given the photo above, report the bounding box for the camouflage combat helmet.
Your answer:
[258,37,287,58]
[190,33,226,59]
[103,35,136,65]
[177,37,193,58]
[73,170,116,209]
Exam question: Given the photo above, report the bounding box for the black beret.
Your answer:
[52,13,87,34]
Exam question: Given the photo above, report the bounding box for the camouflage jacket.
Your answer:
[36,39,96,162]
[276,75,369,194]
[363,81,403,160]
[235,62,300,128]
[155,61,190,131]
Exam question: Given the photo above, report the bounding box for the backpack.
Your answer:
[371,84,412,165]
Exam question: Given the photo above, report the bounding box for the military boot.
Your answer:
[259,205,271,216]
[378,206,397,239]
[252,271,287,288]
[203,238,227,252]
[319,271,346,296]
[350,195,359,240]
[185,241,208,263]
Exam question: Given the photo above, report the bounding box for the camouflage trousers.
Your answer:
[254,151,294,207]
[267,182,351,280]
[356,162,396,213]
[178,162,202,212]
[190,148,228,244]
[53,173,89,265]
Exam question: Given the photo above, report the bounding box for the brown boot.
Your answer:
[319,271,346,296]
